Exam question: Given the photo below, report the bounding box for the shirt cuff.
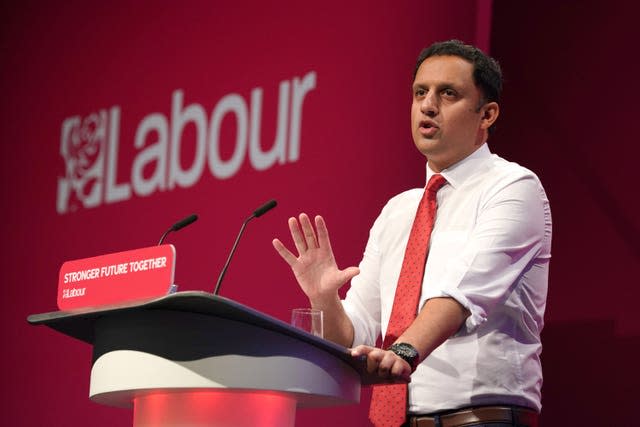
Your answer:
[422,288,487,334]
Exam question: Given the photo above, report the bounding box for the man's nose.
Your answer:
[420,93,438,117]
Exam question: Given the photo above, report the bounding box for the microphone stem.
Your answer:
[158,229,171,245]
[214,214,255,295]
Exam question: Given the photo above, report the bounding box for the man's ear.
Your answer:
[480,102,500,130]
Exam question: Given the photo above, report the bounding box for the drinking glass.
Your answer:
[291,308,323,338]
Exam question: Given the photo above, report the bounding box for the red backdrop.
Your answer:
[1,1,492,425]
[4,1,637,426]
[491,2,639,425]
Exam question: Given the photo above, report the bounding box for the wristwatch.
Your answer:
[388,342,420,372]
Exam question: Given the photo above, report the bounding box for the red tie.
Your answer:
[369,174,447,427]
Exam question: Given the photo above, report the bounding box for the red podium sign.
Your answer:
[58,245,176,311]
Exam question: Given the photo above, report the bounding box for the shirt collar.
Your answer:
[425,143,493,189]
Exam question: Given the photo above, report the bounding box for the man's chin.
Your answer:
[413,138,440,156]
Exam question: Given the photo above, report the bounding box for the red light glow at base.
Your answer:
[133,390,296,427]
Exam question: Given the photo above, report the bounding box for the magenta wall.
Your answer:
[491,2,639,425]
[1,1,492,425]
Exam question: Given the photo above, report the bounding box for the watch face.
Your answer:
[390,343,419,370]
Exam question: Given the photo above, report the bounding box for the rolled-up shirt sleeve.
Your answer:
[421,172,551,333]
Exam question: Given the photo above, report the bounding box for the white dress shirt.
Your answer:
[342,143,552,413]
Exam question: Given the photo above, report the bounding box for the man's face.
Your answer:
[411,55,497,172]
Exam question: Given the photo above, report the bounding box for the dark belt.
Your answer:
[408,406,539,427]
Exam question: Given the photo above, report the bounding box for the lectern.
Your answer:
[28,291,374,427]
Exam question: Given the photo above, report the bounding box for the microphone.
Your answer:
[213,199,277,295]
[253,199,277,217]
[158,214,198,245]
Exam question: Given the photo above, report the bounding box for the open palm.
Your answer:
[272,213,360,302]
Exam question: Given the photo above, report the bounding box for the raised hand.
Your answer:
[272,213,360,304]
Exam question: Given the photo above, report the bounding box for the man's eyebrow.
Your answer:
[412,81,460,90]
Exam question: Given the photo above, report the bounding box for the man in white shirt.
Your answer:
[273,40,551,427]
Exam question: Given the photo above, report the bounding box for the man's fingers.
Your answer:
[351,346,386,373]
[351,346,412,382]
[351,345,376,356]
[315,215,333,251]
[272,239,298,266]
[390,359,412,382]
[288,216,308,255]
[366,351,385,373]
[299,213,319,249]
[340,266,361,283]
[376,351,398,377]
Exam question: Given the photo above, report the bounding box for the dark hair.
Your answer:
[414,39,503,107]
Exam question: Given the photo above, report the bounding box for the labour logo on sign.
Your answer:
[57,111,107,214]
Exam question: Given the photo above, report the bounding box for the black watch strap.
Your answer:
[388,342,420,372]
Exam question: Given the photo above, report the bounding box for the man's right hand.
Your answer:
[272,213,360,305]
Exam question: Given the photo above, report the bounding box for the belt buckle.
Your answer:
[409,414,437,427]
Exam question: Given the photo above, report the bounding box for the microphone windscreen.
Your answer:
[172,214,198,231]
[253,199,277,217]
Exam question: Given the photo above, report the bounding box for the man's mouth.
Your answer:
[419,120,439,136]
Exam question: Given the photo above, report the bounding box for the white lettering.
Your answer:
[62,287,86,298]
[208,94,248,179]
[249,81,289,170]
[64,268,100,283]
[289,71,316,161]
[169,90,206,189]
[132,113,168,197]
[100,263,129,277]
[105,107,132,203]
[57,71,318,214]
[128,256,167,273]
